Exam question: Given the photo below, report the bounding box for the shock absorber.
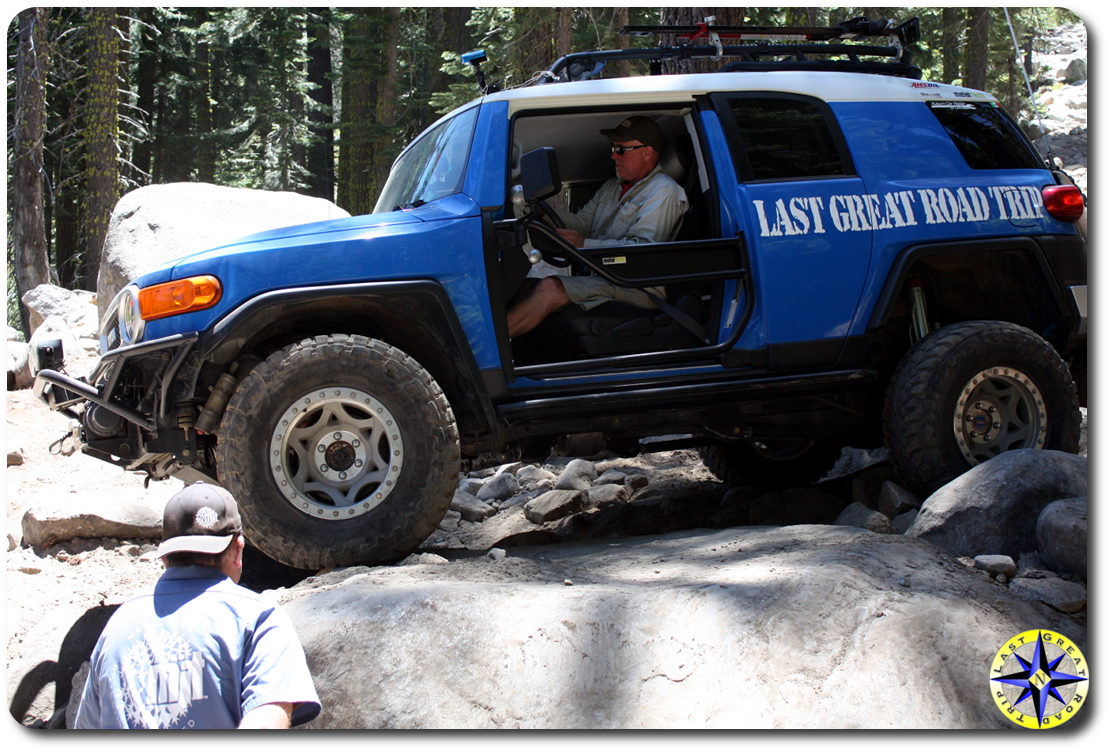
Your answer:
[907,274,932,343]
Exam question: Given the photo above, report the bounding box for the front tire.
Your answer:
[217,335,459,569]
[884,321,1080,497]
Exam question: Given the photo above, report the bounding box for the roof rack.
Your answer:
[534,16,922,85]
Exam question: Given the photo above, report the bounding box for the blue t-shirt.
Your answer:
[75,565,321,729]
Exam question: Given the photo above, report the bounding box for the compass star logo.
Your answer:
[990,629,1088,729]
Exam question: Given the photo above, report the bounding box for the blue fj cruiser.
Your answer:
[35,18,1087,569]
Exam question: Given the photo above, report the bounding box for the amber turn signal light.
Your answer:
[138,276,222,320]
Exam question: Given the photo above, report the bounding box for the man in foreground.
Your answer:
[74,483,321,729]
[507,115,688,337]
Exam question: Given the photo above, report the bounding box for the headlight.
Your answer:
[119,285,145,345]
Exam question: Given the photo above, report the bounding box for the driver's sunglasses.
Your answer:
[611,144,648,155]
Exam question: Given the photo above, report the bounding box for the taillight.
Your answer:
[1042,184,1085,223]
[138,276,222,320]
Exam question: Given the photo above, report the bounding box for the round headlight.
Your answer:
[119,285,145,345]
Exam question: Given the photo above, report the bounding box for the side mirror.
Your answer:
[516,147,561,204]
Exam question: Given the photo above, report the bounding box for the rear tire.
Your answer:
[217,335,459,569]
[884,320,1080,498]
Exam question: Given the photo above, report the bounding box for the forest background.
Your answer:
[5,6,1083,336]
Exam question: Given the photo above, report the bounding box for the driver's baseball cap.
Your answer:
[157,482,242,558]
[600,116,665,153]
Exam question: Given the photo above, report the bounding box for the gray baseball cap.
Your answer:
[156,482,242,558]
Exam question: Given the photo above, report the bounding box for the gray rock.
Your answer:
[974,555,1017,578]
[1017,551,1048,572]
[517,466,557,490]
[595,469,627,486]
[1037,497,1087,578]
[1009,577,1087,613]
[21,496,163,549]
[554,459,598,492]
[878,481,920,519]
[6,341,33,390]
[625,474,649,491]
[487,548,507,561]
[283,525,1086,729]
[7,325,22,341]
[450,490,497,523]
[851,465,894,509]
[457,477,484,496]
[21,284,97,334]
[892,509,918,534]
[834,502,895,534]
[399,553,449,566]
[1064,57,1087,83]
[97,183,349,318]
[906,450,1087,558]
[524,489,586,524]
[587,483,630,506]
[476,472,521,503]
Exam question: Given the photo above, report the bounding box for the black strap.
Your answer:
[645,291,709,344]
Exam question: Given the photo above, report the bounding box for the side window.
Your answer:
[927,101,1044,171]
[720,96,848,181]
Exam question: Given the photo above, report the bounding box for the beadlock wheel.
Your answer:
[271,387,405,520]
[952,367,1047,465]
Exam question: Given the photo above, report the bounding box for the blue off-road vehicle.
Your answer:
[36,19,1087,569]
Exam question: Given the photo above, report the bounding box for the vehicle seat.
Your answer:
[512,285,707,364]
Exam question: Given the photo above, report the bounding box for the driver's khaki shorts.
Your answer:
[559,275,664,311]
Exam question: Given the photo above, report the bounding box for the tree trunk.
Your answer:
[337,9,377,215]
[194,11,215,183]
[557,9,573,59]
[660,7,747,75]
[369,8,400,205]
[306,9,335,200]
[132,6,157,181]
[611,7,631,79]
[941,6,963,84]
[83,7,121,291]
[964,7,990,92]
[11,7,53,335]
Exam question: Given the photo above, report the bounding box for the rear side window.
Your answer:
[719,95,849,181]
[927,101,1044,170]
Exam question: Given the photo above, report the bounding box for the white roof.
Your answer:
[484,71,996,113]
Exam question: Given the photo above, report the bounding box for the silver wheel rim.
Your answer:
[952,367,1047,465]
[270,387,404,519]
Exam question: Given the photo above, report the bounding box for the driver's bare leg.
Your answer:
[507,276,571,337]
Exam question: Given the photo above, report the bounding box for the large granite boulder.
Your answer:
[97,183,349,318]
[905,450,1087,559]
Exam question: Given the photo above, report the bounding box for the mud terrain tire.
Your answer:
[884,320,1080,498]
[217,334,459,569]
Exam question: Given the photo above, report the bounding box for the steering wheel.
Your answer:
[537,199,565,229]
[528,199,574,267]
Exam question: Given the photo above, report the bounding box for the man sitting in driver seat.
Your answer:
[507,116,688,337]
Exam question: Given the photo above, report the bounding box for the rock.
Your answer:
[281,526,1085,729]
[1008,577,1087,613]
[596,469,627,485]
[554,459,598,491]
[878,481,920,519]
[1017,551,1048,573]
[834,502,895,534]
[587,483,629,506]
[625,474,649,491]
[517,466,557,490]
[851,465,893,509]
[524,489,586,524]
[399,553,449,566]
[1064,58,1087,83]
[711,486,760,528]
[1036,497,1087,578]
[457,477,484,496]
[21,496,163,548]
[891,509,917,534]
[906,450,1087,559]
[8,450,25,467]
[749,488,848,526]
[21,284,97,334]
[6,341,33,390]
[487,548,507,561]
[476,472,520,503]
[97,183,349,318]
[973,555,1017,578]
[450,490,496,523]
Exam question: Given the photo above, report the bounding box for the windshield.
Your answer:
[374,106,479,213]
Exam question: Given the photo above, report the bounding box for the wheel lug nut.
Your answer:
[969,431,978,438]
[993,422,1001,430]
[989,406,997,413]
[339,472,347,480]
[319,464,328,472]
[355,460,364,468]
[984,434,993,441]
[318,445,326,453]
[333,432,342,440]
